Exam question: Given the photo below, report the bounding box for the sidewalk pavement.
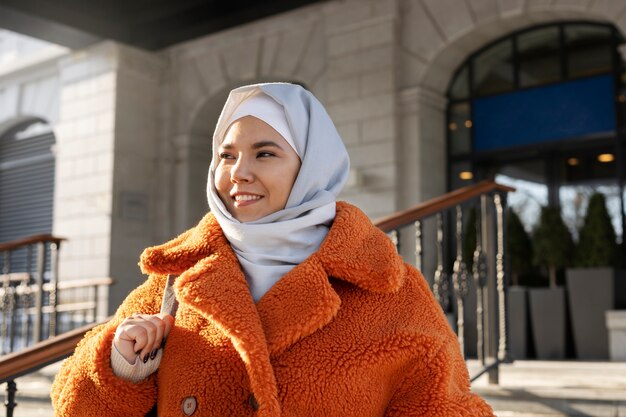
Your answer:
[470,360,626,416]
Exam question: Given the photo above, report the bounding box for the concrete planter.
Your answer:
[507,286,529,359]
[529,287,566,359]
[566,268,613,359]
[606,310,626,361]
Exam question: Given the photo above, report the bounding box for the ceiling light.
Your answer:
[459,171,473,180]
[598,153,614,163]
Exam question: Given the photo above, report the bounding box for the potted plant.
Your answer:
[506,208,533,359]
[567,192,618,359]
[529,206,573,359]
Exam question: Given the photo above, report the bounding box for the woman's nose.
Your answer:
[231,157,253,182]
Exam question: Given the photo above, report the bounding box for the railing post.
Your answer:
[494,193,509,362]
[414,220,422,272]
[1,253,11,355]
[33,243,45,344]
[49,242,60,338]
[484,194,499,385]
[433,213,450,311]
[4,380,17,417]
[452,205,469,357]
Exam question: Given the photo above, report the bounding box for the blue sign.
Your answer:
[473,74,616,152]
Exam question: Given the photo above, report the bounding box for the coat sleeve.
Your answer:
[383,341,495,417]
[51,274,167,417]
[384,266,495,417]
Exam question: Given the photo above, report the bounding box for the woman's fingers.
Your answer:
[113,313,175,364]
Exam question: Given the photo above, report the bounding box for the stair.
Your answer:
[470,360,626,416]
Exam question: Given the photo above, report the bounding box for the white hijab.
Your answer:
[207,83,350,302]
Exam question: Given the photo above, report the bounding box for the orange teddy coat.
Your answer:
[51,202,494,417]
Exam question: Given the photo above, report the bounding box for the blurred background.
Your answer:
[0,0,626,415]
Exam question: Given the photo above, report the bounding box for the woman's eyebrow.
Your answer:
[251,140,285,150]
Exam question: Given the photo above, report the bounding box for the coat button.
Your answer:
[181,396,197,416]
[248,394,259,411]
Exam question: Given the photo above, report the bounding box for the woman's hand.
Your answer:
[113,313,175,365]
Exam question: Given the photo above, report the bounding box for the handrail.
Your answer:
[374,180,514,232]
[0,234,66,252]
[0,317,112,384]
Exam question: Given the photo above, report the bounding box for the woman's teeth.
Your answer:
[235,195,261,201]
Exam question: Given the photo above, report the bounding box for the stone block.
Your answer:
[274,24,315,76]
[591,0,626,18]
[329,31,361,57]
[347,140,395,168]
[465,0,500,23]
[222,38,260,82]
[553,0,592,8]
[360,19,395,49]
[398,50,428,89]
[340,188,397,218]
[328,45,393,78]
[607,310,626,361]
[327,92,393,123]
[361,115,395,143]
[95,111,114,134]
[422,0,474,41]
[400,0,445,61]
[335,121,360,145]
[294,27,326,83]
[325,2,374,33]
[498,0,526,15]
[360,69,394,95]
[259,33,281,76]
[360,165,396,189]
[327,76,360,103]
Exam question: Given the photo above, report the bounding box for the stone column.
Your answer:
[322,0,399,219]
[55,41,163,315]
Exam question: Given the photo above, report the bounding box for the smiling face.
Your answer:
[214,116,301,222]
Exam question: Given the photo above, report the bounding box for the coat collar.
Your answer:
[138,202,404,416]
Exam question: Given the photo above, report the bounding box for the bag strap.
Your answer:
[160,274,179,317]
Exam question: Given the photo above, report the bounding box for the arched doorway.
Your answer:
[0,117,56,271]
[446,21,626,239]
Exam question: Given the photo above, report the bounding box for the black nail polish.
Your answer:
[143,354,149,363]
[150,349,158,360]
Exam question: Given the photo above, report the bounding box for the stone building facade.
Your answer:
[2,0,626,313]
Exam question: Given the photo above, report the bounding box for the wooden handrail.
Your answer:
[0,317,112,384]
[0,234,66,252]
[374,180,514,232]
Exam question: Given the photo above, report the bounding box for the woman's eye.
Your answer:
[257,151,275,158]
[219,152,234,159]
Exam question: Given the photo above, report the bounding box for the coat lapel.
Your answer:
[255,255,341,357]
[140,217,281,416]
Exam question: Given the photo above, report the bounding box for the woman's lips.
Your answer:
[233,194,263,207]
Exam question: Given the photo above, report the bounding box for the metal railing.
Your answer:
[0,234,113,416]
[374,180,514,384]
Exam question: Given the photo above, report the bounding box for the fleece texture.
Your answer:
[51,202,494,417]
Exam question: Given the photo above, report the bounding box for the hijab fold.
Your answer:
[207,83,350,302]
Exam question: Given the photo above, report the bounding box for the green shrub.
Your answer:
[507,208,532,286]
[533,206,573,288]
[574,193,617,268]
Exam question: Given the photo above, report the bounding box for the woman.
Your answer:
[51,83,494,416]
